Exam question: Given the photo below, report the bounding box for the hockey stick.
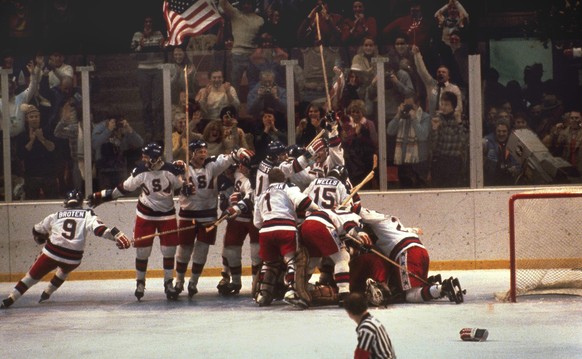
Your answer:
[338,154,378,208]
[133,224,198,243]
[344,233,430,285]
[204,213,229,233]
[315,12,332,111]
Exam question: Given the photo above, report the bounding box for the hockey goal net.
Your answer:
[499,188,582,302]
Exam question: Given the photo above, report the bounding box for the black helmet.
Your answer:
[142,143,163,161]
[267,140,286,160]
[64,188,83,208]
[189,139,208,153]
[327,165,349,184]
[286,144,306,159]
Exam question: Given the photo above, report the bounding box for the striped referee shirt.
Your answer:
[355,313,396,359]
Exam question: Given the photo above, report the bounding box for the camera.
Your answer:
[116,119,125,129]
[402,104,414,118]
[315,4,323,12]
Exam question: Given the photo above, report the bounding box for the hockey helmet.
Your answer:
[142,142,164,169]
[189,139,208,153]
[64,188,83,208]
[286,144,306,159]
[267,140,286,160]
[327,165,349,184]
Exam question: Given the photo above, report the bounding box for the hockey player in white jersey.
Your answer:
[1,189,131,309]
[357,208,464,304]
[174,139,253,297]
[253,168,319,308]
[217,159,260,296]
[304,165,351,210]
[299,208,370,306]
[254,139,326,197]
[87,143,184,301]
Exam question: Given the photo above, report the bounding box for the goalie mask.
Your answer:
[64,189,83,208]
[142,143,164,170]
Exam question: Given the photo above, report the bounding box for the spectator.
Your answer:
[219,106,248,153]
[195,69,240,121]
[482,118,521,186]
[434,0,469,48]
[53,95,84,191]
[546,110,582,174]
[342,99,378,188]
[296,103,324,146]
[253,108,287,161]
[202,119,228,156]
[483,105,498,136]
[169,46,195,105]
[130,16,165,141]
[512,112,530,130]
[522,63,544,107]
[350,37,378,91]
[259,6,289,49]
[340,1,378,62]
[14,104,59,199]
[219,0,264,93]
[171,111,189,162]
[247,31,288,90]
[483,67,507,109]
[367,59,415,122]
[344,292,397,359]
[506,80,527,114]
[382,1,431,53]
[387,94,431,188]
[295,43,342,104]
[297,0,342,47]
[429,91,468,188]
[92,114,144,189]
[47,50,74,89]
[247,70,287,118]
[412,45,463,122]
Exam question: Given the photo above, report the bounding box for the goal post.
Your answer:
[502,188,582,302]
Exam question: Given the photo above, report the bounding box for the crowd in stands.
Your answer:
[1,0,582,201]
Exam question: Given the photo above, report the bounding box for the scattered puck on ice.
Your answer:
[460,328,489,342]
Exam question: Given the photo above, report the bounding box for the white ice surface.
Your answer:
[1,270,581,359]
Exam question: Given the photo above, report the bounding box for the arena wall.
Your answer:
[0,187,531,281]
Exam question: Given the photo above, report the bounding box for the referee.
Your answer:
[344,292,397,358]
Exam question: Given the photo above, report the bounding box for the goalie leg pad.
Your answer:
[293,246,312,304]
[256,261,280,306]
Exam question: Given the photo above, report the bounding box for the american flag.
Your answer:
[163,0,222,46]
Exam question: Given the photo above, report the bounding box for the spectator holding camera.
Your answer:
[412,45,463,122]
[92,114,144,189]
[546,110,582,175]
[387,94,431,187]
[246,70,287,118]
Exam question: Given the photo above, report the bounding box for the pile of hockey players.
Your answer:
[213,111,465,309]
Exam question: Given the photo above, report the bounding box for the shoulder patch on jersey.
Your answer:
[204,156,218,166]
[131,163,149,177]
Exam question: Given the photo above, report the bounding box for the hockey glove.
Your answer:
[32,228,48,245]
[172,160,186,175]
[231,147,254,164]
[305,138,326,159]
[225,204,242,219]
[181,183,195,197]
[229,192,242,205]
[460,328,489,342]
[110,227,131,249]
[87,189,113,208]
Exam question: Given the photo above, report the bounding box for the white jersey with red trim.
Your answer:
[304,135,345,181]
[120,162,183,221]
[253,182,314,232]
[359,208,424,258]
[255,156,311,196]
[35,209,109,265]
[233,169,255,223]
[304,177,350,210]
[305,208,362,236]
[179,154,237,222]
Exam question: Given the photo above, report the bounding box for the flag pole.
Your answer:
[184,65,191,178]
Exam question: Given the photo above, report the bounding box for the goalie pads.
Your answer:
[309,284,339,306]
[293,245,312,305]
[365,278,395,307]
[32,228,48,245]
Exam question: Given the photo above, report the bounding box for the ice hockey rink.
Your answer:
[1,269,581,359]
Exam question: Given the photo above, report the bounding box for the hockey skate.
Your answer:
[135,280,145,301]
[1,296,14,309]
[441,277,466,304]
[222,283,242,296]
[216,272,231,295]
[337,292,350,307]
[164,279,179,300]
[283,289,308,309]
[174,280,184,294]
[39,291,51,303]
[187,281,198,298]
[256,290,273,307]
[427,274,442,284]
